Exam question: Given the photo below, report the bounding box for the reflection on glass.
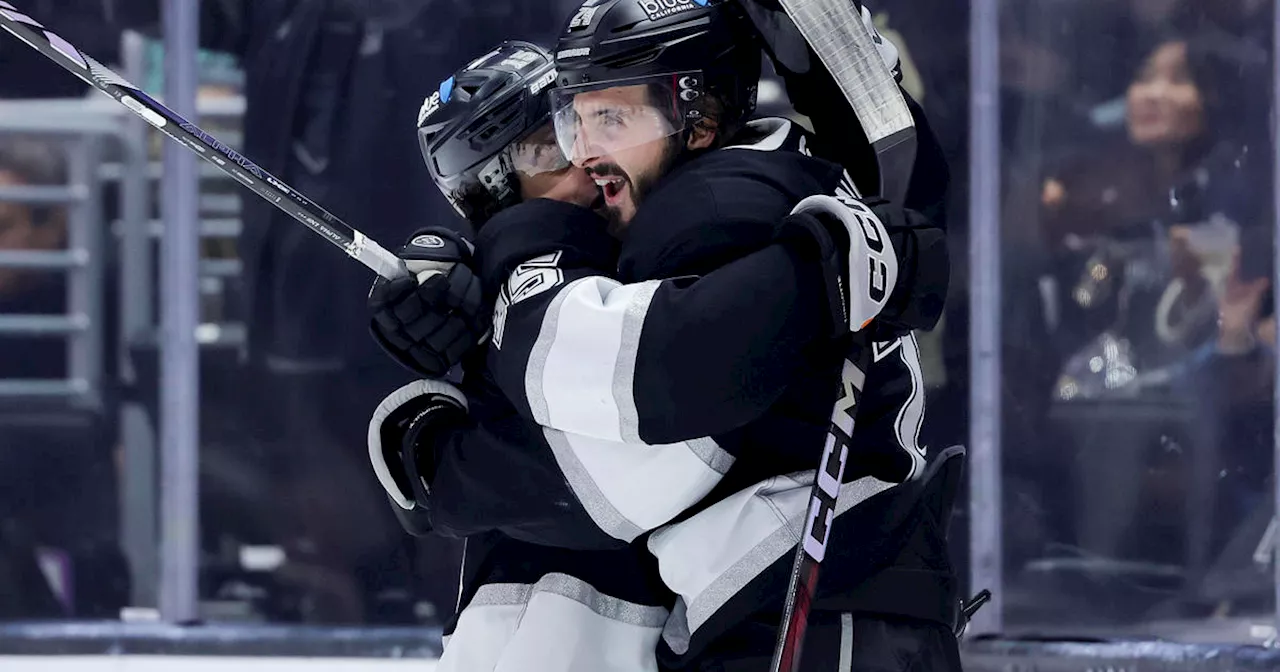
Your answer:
[0,134,125,620]
[996,0,1275,644]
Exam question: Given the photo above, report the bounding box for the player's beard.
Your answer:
[595,135,681,239]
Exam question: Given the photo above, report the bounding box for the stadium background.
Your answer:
[0,0,1278,669]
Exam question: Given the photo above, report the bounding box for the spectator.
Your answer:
[1038,36,1264,371]
[993,33,1266,577]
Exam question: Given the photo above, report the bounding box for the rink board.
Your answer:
[0,658,435,672]
[4,622,1280,670]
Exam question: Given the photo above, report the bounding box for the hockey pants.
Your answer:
[692,612,963,672]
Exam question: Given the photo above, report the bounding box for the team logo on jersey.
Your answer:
[418,76,455,126]
[492,252,565,350]
[637,0,706,22]
[872,339,901,362]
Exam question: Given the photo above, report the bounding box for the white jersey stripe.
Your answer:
[546,428,729,540]
[527,276,663,443]
[439,573,667,672]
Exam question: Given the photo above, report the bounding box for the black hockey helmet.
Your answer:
[417,41,568,225]
[551,0,761,162]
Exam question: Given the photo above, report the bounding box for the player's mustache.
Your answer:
[586,164,628,181]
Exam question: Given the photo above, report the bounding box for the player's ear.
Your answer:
[686,119,718,150]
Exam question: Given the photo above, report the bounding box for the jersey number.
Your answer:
[492,252,564,350]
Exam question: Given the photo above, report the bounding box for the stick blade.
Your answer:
[774,0,916,201]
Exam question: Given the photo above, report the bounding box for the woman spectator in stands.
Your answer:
[1038,35,1266,366]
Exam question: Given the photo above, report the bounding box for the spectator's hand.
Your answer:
[1217,251,1269,351]
[1041,178,1067,210]
[1169,225,1209,288]
[1258,318,1276,349]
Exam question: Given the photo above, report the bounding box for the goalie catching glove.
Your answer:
[367,379,468,537]
[368,227,488,378]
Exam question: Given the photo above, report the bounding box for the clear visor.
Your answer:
[506,123,572,177]
[551,71,701,165]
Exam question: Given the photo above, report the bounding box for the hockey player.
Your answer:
[370,35,927,671]
[500,4,964,667]
[369,2,963,670]
[368,42,675,672]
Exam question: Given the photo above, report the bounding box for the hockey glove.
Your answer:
[368,379,468,537]
[777,194,899,337]
[369,227,489,378]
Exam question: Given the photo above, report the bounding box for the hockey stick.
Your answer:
[0,2,406,280]
[771,0,916,204]
[770,339,873,672]
[759,2,917,670]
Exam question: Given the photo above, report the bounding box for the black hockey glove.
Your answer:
[369,227,489,378]
[776,194,899,338]
[367,379,468,537]
[781,194,948,338]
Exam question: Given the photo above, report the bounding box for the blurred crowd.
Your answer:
[0,0,1275,643]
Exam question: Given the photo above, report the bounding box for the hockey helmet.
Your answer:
[550,0,761,164]
[418,41,569,225]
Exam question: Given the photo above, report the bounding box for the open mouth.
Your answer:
[594,176,627,205]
